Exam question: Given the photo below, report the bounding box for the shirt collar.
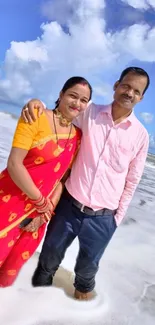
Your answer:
[100,103,135,125]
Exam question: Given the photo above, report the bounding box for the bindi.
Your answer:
[80,82,88,87]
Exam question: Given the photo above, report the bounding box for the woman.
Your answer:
[0,76,92,287]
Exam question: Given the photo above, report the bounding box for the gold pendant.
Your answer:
[55,109,71,126]
[61,118,69,125]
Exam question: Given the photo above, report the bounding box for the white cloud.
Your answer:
[0,0,155,111]
[121,0,155,10]
[111,24,155,62]
[140,112,154,124]
[0,0,154,152]
[41,0,105,24]
[93,84,113,101]
[0,0,117,106]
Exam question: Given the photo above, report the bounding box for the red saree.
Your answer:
[0,112,81,287]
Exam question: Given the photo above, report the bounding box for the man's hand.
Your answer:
[21,99,45,124]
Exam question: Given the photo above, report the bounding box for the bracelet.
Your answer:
[36,198,49,213]
[30,193,43,205]
[35,198,46,209]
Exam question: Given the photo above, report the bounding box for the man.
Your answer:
[21,67,150,300]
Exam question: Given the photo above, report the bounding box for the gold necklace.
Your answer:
[54,108,72,127]
[53,112,72,149]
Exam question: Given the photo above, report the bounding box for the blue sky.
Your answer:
[105,0,155,32]
[0,0,155,152]
[0,0,43,61]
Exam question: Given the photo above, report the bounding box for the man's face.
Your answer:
[113,72,148,110]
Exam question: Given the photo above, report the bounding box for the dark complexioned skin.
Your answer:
[113,72,148,109]
[7,84,91,232]
[21,72,148,125]
[18,71,149,299]
[58,83,90,120]
[22,83,91,124]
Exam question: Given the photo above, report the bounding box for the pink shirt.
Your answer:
[66,103,149,226]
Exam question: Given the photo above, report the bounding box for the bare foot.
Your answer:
[74,289,94,301]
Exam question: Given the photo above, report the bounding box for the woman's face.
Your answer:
[58,83,91,120]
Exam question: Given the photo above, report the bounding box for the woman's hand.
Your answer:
[23,216,45,232]
[33,196,54,215]
[23,197,55,233]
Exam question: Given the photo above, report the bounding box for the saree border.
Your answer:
[31,132,76,149]
[0,178,60,238]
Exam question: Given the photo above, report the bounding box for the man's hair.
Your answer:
[119,67,150,94]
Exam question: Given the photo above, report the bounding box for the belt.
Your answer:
[63,188,116,216]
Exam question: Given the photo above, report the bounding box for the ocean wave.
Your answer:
[0,110,155,171]
[145,162,155,170]
[0,111,17,171]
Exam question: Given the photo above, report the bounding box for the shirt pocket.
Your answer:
[109,144,133,173]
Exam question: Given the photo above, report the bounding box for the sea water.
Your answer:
[0,111,155,325]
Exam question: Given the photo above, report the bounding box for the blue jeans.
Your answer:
[32,192,117,293]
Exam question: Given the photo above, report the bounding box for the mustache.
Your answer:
[121,94,132,100]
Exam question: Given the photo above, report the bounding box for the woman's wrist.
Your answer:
[29,190,42,202]
[33,197,53,214]
[35,197,48,212]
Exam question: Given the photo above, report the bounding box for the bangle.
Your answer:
[30,193,43,205]
[35,198,51,213]
[35,198,47,210]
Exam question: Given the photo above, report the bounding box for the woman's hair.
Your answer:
[55,76,92,108]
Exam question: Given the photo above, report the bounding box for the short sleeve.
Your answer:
[12,112,39,150]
